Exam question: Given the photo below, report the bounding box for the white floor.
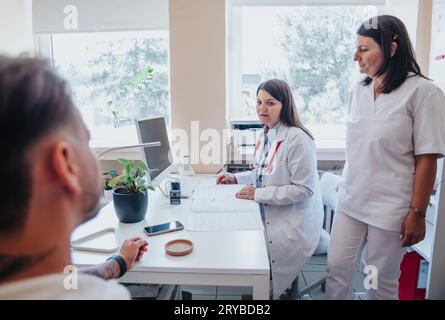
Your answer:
[179,254,367,300]
[125,253,367,300]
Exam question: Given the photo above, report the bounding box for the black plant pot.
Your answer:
[113,188,148,223]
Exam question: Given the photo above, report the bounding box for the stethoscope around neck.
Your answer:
[252,139,283,176]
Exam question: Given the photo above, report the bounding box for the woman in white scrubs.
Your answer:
[217,79,324,299]
[326,15,445,300]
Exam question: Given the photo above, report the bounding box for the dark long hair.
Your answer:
[256,79,314,140]
[357,15,429,93]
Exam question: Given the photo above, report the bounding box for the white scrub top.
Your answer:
[337,75,445,232]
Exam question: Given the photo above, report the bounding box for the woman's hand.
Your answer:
[400,154,436,247]
[216,173,237,184]
[400,209,426,247]
[235,185,256,200]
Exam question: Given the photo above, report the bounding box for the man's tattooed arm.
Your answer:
[79,260,121,280]
[79,237,148,280]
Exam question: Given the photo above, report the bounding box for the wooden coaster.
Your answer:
[165,239,193,256]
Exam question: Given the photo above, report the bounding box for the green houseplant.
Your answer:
[108,158,154,223]
[106,65,154,128]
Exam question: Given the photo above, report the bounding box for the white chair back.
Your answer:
[320,172,341,233]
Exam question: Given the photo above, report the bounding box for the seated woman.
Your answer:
[218,79,324,299]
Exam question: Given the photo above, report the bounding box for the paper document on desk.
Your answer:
[191,184,258,213]
[187,211,264,231]
[188,184,263,231]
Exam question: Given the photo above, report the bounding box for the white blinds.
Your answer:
[232,0,385,6]
[32,0,168,34]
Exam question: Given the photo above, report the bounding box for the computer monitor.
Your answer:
[135,117,175,188]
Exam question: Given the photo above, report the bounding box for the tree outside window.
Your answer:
[51,30,170,142]
[235,6,380,139]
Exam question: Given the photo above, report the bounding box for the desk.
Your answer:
[71,175,270,299]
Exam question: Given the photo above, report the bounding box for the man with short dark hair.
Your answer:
[0,56,148,299]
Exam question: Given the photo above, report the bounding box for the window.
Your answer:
[49,30,170,143]
[229,3,383,143]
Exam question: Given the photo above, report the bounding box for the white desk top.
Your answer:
[71,176,270,276]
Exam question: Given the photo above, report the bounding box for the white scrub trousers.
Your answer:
[326,212,407,300]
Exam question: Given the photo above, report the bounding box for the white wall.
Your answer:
[429,0,445,89]
[33,0,168,34]
[385,0,420,47]
[0,0,34,56]
[385,0,433,76]
[415,0,433,75]
[169,0,227,173]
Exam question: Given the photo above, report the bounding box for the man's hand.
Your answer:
[400,209,426,247]
[80,237,149,280]
[119,237,149,270]
[235,185,256,200]
[216,173,237,184]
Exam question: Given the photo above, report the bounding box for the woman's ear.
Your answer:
[50,142,82,195]
[390,42,398,58]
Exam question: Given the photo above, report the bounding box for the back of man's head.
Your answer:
[0,56,76,235]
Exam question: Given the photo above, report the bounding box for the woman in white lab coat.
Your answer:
[217,79,324,299]
[326,15,445,300]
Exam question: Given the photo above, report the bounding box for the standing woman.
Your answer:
[217,79,324,299]
[326,15,445,300]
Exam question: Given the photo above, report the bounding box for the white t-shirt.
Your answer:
[0,273,130,300]
[337,75,445,232]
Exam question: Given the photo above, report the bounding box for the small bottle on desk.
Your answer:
[180,154,195,176]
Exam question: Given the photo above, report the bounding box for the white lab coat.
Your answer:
[235,124,323,299]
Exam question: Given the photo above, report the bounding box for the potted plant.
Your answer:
[106,65,154,128]
[108,158,154,223]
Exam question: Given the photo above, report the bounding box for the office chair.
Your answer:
[283,172,340,299]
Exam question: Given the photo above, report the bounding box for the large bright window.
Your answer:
[50,30,170,143]
[230,3,383,143]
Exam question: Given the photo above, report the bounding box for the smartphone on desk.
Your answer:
[143,221,184,236]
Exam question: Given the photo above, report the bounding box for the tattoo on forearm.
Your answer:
[80,260,120,280]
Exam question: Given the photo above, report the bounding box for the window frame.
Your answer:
[227,0,386,160]
[37,31,172,152]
